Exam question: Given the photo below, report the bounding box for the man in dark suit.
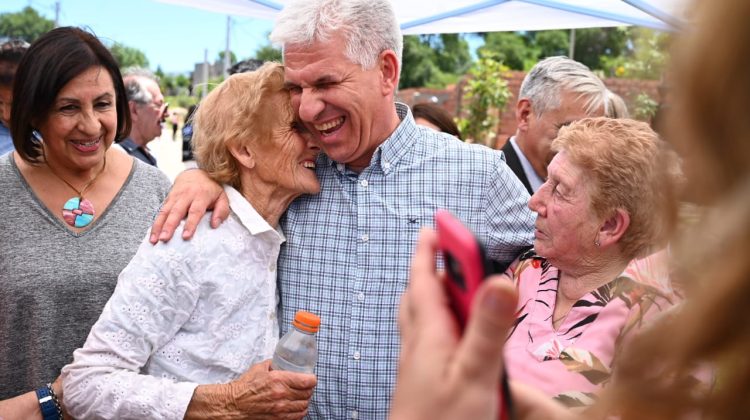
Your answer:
[503,57,609,194]
[501,139,533,194]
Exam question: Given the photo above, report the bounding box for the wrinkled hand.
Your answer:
[229,361,317,419]
[391,228,519,420]
[149,168,228,243]
[187,360,317,420]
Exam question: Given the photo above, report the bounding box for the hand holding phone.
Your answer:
[435,210,496,332]
[435,209,514,420]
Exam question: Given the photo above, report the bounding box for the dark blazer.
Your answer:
[118,138,158,166]
[501,138,533,195]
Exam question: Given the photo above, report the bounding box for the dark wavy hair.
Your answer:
[11,26,131,163]
[0,39,29,86]
[412,102,461,139]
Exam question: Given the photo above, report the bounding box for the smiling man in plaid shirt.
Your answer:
[149,0,535,418]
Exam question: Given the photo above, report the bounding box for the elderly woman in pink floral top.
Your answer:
[503,117,681,407]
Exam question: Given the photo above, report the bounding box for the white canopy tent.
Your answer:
[155,0,689,33]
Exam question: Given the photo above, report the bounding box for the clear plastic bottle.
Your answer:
[271,310,321,374]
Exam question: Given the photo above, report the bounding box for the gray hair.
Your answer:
[269,0,403,70]
[122,67,159,105]
[519,56,609,117]
[605,90,630,118]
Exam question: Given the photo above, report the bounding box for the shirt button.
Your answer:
[357,292,365,302]
[360,179,368,187]
[361,234,369,242]
[337,163,345,172]
[353,350,361,360]
[351,410,359,419]
[268,261,276,272]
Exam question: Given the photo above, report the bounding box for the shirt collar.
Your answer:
[376,102,417,174]
[224,184,286,241]
[509,136,544,192]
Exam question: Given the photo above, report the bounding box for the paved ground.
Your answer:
[149,124,191,182]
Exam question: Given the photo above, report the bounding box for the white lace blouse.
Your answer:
[62,185,284,419]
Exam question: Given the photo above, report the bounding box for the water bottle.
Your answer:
[271,310,321,374]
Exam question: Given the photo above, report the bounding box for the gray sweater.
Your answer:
[0,153,171,398]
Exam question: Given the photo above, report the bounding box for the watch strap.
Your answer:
[35,385,61,420]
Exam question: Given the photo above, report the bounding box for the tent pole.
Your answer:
[568,28,575,60]
[202,49,208,100]
[224,16,231,77]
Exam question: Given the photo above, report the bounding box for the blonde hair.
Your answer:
[192,62,292,189]
[552,117,680,260]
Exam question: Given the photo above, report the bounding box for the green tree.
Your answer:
[155,66,176,94]
[533,30,569,58]
[218,50,238,65]
[0,6,54,42]
[456,51,512,145]
[599,28,671,79]
[400,35,444,89]
[633,92,659,121]
[109,42,149,68]
[428,34,472,76]
[254,45,282,62]
[174,74,191,89]
[478,32,538,70]
[400,34,472,89]
[571,27,628,70]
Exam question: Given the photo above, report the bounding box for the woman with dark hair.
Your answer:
[412,102,462,139]
[0,27,170,417]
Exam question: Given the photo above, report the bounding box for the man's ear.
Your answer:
[516,99,532,132]
[128,101,140,122]
[379,50,400,96]
[597,208,630,248]
[229,143,255,170]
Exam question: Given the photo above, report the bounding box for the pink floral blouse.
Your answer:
[504,249,677,407]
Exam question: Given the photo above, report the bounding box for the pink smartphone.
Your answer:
[435,209,495,331]
[435,209,514,420]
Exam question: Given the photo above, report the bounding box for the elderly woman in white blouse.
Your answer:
[61,63,320,419]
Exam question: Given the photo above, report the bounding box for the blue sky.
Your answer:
[1,0,275,74]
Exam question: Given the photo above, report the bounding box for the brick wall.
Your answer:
[398,73,660,149]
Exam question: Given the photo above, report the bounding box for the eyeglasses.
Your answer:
[140,100,169,115]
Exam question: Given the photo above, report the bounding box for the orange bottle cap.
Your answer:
[293,310,321,333]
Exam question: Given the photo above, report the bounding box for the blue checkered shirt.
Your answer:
[278,103,535,419]
[0,123,13,156]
